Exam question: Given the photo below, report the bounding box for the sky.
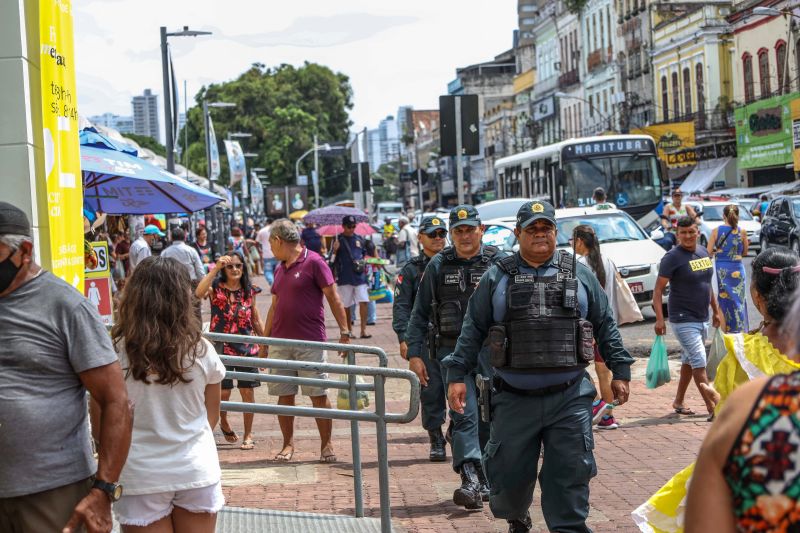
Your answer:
[73,0,518,136]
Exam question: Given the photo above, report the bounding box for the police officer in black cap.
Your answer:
[392,215,449,462]
[442,200,633,532]
[405,204,507,510]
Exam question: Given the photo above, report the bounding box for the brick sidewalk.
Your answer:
[209,276,711,533]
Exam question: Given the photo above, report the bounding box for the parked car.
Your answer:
[482,205,668,312]
[760,195,800,254]
[476,198,543,221]
[695,201,761,253]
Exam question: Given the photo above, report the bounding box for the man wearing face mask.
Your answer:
[405,205,507,510]
[0,202,133,533]
[442,200,633,532]
[128,224,164,272]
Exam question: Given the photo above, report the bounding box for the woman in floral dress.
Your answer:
[708,204,749,333]
[196,250,263,450]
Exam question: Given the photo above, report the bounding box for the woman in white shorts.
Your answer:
[103,255,227,531]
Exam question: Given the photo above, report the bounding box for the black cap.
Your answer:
[342,215,357,227]
[419,215,447,234]
[516,200,556,228]
[449,204,480,229]
[0,202,32,237]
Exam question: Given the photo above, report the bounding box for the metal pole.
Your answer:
[374,373,391,533]
[357,157,364,211]
[203,101,215,245]
[160,27,175,173]
[348,350,364,518]
[455,96,465,205]
[415,138,424,211]
[184,80,189,180]
[784,14,791,94]
[313,134,321,208]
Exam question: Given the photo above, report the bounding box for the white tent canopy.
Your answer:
[679,157,731,194]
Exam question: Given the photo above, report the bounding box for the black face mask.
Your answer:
[0,251,21,293]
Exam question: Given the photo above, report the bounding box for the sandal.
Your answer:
[707,413,716,422]
[320,446,337,463]
[221,428,238,443]
[673,406,696,416]
[360,334,372,339]
[240,439,255,450]
[274,447,294,461]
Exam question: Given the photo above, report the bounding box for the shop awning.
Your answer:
[679,157,732,194]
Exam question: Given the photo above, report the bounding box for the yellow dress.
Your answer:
[631,332,800,532]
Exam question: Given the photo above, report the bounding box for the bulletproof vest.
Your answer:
[490,250,593,372]
[434,245,498,339]
[409,254,428,280]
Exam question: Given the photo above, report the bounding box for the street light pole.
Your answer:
[313,133,320,208]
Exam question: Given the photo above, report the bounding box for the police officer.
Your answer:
[443,200,633,532]
[405,204,506,510]
[392,215,449,462]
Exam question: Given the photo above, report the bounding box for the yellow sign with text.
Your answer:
[632,122,696,168]
[40,0,85,291]
[791,99,800,171]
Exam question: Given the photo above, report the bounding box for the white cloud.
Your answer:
[73,0,517,132]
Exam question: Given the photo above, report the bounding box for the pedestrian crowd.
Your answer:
[5,189,800,533]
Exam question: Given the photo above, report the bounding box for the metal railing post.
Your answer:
[348,349,364,518]
[374,374,391,533]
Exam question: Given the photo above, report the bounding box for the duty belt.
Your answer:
[492,374,581,397]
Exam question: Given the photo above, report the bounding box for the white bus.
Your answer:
[494,134,665,220]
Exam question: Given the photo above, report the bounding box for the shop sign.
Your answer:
[735,93,798,169]
[631,122,696,167]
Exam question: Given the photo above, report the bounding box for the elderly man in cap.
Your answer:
[405,204,506,510]
[443,200,633,532]
[0,202,132,533]
[395,215,419,267]
[129,224,164,272]
[392,215,449,461]
[331,214,371,338]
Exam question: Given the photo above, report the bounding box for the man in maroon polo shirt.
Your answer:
[262,219,351,463]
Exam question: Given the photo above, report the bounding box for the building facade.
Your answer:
[132,88,160,142]
[615,0,655,131]
[88,112,134,134]
[581,0,621,136]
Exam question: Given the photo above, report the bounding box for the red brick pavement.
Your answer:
[209,276,712,533]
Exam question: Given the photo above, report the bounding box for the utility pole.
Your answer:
[313,133,320,208]
[455,97,465,205]
[160,27,173,173]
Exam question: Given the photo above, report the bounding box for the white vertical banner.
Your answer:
[208,117,220,181]
[250,170,264,215]
[223,139,246,188]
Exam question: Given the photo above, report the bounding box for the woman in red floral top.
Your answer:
[196,251,263,450]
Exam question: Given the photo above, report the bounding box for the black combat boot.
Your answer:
[475,462,490,501]
[453,461,483,510]
[507,512,532,533]
[428,429,447,462]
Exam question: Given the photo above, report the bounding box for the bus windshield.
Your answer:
[562,154,660,210]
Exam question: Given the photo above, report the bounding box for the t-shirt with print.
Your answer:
[117,338,226,494]
[272,248,335,342]
[333,234,367,286]
[0,272,119,498]
[658,245,713,323]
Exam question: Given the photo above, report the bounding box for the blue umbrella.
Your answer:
[303,205,368,226]
[80,129,223,215]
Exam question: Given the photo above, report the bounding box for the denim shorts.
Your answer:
[672,321,708,369]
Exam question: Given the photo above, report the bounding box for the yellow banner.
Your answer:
[631,122,696,168]
[40,1,84,291]
[791,99,800,171]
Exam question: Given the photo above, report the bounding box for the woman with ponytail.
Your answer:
[572,224,620,429]
[634,248,800,532]
[707,204,749,333]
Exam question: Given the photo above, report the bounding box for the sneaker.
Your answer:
[597,414,619,430]
[592,400,613,425]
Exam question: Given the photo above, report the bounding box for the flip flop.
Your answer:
[240,439,255,450]
[360,334,372,339]
[673,407,696,415]
[320,451,337,463]
[707,413,716,422]
[274,448,293,461]
[221,428,238,443]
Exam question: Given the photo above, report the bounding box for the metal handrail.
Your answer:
[204,332,419,533]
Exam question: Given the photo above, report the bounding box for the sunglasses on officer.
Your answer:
[426,230,447,239]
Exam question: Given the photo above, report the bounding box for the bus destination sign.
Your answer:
[562,138,656,160]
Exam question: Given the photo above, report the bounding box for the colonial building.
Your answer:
[615,0,655,130]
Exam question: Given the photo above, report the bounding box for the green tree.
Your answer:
[125,133,166,157]
[179,62,353,199]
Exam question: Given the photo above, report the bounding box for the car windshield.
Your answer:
[556,213,647,246]
[476,199,530,220]
[483,225,517,253]
[562,154,660,209]
[701,205,754,222]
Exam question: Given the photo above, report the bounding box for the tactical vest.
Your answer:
[434,245,498,342]
[488,250,594,372]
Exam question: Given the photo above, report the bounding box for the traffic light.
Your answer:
[350,162,371,192]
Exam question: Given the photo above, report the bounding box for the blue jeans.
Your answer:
[263,258,278,285]
[349,301,377,324]
[672,321,708,369]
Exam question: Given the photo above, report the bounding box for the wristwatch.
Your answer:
[92,478,123,502]
[340,331,353,338]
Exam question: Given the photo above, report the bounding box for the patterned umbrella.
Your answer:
[303,205,368,226]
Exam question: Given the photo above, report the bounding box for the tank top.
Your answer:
[665,202,688,230]
[723,371,800,531]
